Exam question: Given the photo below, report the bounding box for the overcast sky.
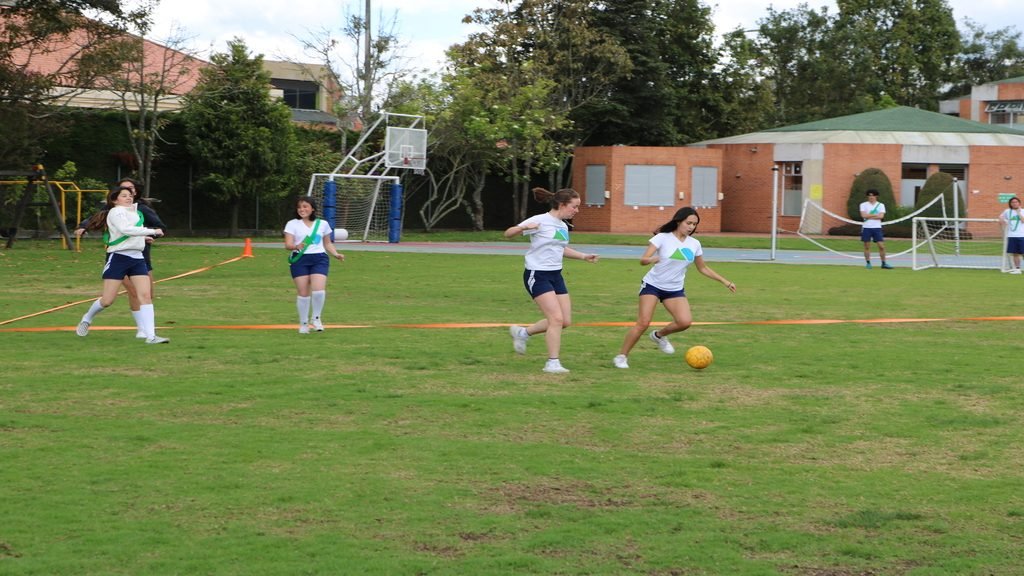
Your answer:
[146,0,1022,71]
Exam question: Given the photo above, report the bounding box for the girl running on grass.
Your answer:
[75,178,167,339]
[505,187,598,374]
[76,186,169,344]
[613,207,735,369]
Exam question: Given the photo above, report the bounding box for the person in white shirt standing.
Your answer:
[505,187,598,374]
[613,207,736,369]
[75,186,168,343]
[284,196,346,333]
[859,189,893,269]
[999,196,1024,274]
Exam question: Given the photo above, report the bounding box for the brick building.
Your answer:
[572,105,1024,234]
[939,75,1024,129]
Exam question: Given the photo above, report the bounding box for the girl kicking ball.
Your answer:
[613,207,735,369]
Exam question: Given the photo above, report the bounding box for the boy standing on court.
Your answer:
[860,189,893,269]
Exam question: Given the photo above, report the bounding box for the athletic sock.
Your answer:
[132,310,143,332]
[311,290,326,321]
[296,296,311,325]
[81,298,106,323]
[138,304,156,338]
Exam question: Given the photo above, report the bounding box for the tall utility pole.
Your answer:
[362,0,372,123]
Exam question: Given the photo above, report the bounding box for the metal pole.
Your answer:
[770,165,780,260]
[953,177,961,256]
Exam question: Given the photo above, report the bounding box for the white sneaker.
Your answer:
[543,359,570,373]
[510,325,528,355]
[650,330,675,354]
[298,323,310,334]
[1011,269,1022,275]
[136,330,147,339]
[613,354,629,369]
[75,321,90,337]
[145,336,170,344]
[312,318,325,331]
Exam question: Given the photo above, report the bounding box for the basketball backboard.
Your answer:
[384,127,427,170]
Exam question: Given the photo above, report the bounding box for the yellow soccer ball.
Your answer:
[685,345,713,370]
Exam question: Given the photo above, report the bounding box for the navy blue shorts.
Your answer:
[103,252,149,280]
[1008,237,1024,255]
[638,281,686,301]
[861,228,884,243]
[105,251,152,273]
[290,252,330,278]
[524,269,567,298]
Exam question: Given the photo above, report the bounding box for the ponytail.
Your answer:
[533,187,579,210]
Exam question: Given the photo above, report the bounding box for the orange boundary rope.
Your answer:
[3,317,1024,334]
[0,255,250,327]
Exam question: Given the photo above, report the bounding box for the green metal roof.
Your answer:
[766,106,1024,135]
[990,75,1024,84]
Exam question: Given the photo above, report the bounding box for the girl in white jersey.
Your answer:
[284,196,346,333]
[505,187,599,374]
[613,207,735,369]
[999,196,1024,274]
[75,187,168,343]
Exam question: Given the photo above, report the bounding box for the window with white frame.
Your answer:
[781,162,803,216]
[585,165,606,206]
[624,165,675,206]
[690,166,718,207]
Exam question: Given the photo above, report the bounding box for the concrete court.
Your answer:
[240,240,908,267]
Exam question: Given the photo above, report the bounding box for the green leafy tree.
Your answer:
[755,6,843,126]
[713,29,778,135]
[832,0,960,111]
[181,38,295,236]
[579,0,720,145]
[754,0,959,124]
[0,0,149,166]
[449,2,570,223]
[101,24,203,199]
[945,19,1024,97]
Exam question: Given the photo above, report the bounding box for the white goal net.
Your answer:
[794,193,948,259]
[306,174,399,242]
[911,217,1008,271]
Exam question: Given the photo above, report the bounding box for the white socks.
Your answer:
[296,295,311,325]
[81,298,106,323]
[138,304,156,339]
[311,290,326,321]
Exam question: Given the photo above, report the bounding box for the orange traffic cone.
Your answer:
[241,238,254,258]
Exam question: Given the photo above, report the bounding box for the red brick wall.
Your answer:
[822,144,903,218]
[573,146,724,234]
[959,99,972,119]
[997,84,1024,100]
[576,141,1024,235]
[714,144,777,232]
[964,147,1024,218]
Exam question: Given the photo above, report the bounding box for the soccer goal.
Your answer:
[911,217,1008,271]
[793,193,947,260]
[306,174,400,243]
[305,112,426,243]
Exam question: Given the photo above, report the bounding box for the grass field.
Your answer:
[2,239,1023,575]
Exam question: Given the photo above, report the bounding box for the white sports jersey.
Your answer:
[284,218,333,254]
[860,200,885,229]
[106,204,158,254]
[1001,208,1024,238]
[642,233,702,292]
[518,212,570,271]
